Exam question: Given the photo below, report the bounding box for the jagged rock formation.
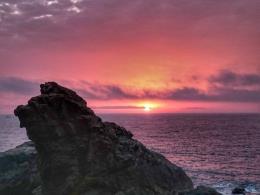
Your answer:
[0,142,40,195]
[14,82,193,195]
[0,144,222,195]
[12,82,222,195]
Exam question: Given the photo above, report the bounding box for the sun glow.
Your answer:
[142,102,160,112]
[144,104,151,111]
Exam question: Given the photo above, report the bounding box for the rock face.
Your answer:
[232,187,245,194]
[14,82,193,195]
[0,143,221,195]
[0,142,40,195]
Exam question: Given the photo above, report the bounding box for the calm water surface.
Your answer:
[0,113,260,194]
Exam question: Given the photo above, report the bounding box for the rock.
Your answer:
[179,186,222,195]
[0,142,40,195]
[32,186,42,195]
[232,187,245,194]
[14,82,194,195]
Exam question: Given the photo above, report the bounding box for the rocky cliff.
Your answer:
[9,82,221,195]
[0,142,40,195]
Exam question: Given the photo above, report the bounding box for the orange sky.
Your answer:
[0,0,259,113]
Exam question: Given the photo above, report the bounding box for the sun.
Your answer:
[137,101,160,112]
[144,104,151,112]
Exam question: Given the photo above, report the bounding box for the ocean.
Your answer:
[0,113,260,194]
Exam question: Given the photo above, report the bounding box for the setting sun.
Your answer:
[144,104,151,112]
[136,102,161,113]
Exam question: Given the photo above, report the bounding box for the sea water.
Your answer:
[0,113,260,194]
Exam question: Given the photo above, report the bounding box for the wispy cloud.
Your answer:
[0,77,39,95]
[1,71,260,103]
[93,106,143,109]
[209,69,260,87]
[87,69,260,102]
[77,84,138,100]
[166,87,260,102]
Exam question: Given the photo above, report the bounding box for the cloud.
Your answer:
[78,82,260,102]
[0,77,137,99]
[93,106,143,109]
[77,83,138,100]
[0,77,39,95]
[166,87,207,101]
[102,85,138,99]
[165,70,260,102]
[0,0,259,52]
[209,69,260,87]
[211,87,260,102]
[0,75,259,103]
[167,87,260,102]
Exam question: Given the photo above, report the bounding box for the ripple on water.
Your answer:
[0,113,260,194]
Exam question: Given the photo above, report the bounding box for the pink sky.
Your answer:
[0,0,259,113]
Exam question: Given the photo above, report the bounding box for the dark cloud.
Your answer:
[209,69,260,86]
[166,87,207,101]
[0,77,39,95]
[93,106,143,109]
[0,77,137,99]
[167,87,260,102]
[77,84,138,100]
[78,82,260,102]
[0,76,259,103]
[102,85,137,99]
[212,87,260,102]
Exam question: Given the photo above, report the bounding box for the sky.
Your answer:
[0,0,259,113]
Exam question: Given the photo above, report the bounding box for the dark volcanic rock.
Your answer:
[14,82,193,195]
[0,142,40,195]
[232,187,245,194]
